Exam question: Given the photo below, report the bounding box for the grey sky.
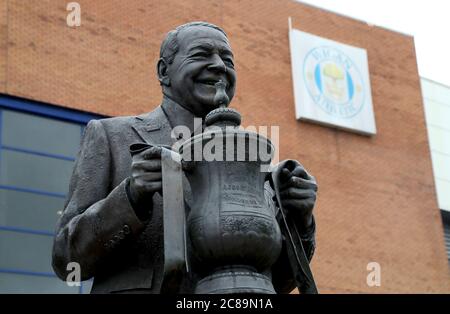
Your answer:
[296,0,450,87]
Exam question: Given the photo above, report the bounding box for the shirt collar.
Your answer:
[160,96,204,139]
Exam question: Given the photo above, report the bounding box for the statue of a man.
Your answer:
[52,21,318,294]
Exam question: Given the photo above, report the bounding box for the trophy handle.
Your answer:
[159,146,187,293]
[270,160,318,294]
[130,142,187,293]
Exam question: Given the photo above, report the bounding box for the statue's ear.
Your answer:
[157,58,170,86]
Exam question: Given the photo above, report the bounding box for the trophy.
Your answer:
[178,81,282,293]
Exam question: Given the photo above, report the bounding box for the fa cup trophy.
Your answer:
[142,82,316,294]
[178,81,282,294]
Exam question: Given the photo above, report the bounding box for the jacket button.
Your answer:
[123,225,131,235]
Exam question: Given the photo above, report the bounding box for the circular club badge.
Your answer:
[303,46,365,119]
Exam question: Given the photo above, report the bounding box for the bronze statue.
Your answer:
[52,21,318,294]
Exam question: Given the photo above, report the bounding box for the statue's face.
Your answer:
[166,26,236,117]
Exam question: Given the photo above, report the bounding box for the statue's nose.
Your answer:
[207,54,227,73]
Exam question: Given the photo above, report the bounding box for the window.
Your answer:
[0,95,105,293]
[421,78,450,212]
[421,78,450,270]
[442,211,450,271]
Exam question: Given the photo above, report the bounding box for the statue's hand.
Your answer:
[129,146,162,206]
[278,164,317,232]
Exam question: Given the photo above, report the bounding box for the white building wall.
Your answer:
[422,78,450,212]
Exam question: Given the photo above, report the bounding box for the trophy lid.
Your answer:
[205,81,241,127]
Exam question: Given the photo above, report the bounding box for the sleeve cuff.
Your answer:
[125,177,152,222]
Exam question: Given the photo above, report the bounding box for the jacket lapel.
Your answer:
[131,106,175,147]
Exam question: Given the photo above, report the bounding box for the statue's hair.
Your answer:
[159,21,227,64]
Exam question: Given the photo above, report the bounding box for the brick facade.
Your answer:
[1,0,448,293]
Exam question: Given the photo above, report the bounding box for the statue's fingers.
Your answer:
[279,168,292,183]
[141,146,162,160]
[292,176,317,191]
[291,165,309,179]
[281,176,317,191]
[280,187,316,200]
[132,173,161,187]
[135,176,162,192]
[143,181,162,192]
[280,199,305,211]
[137,172,162,182]
[134,160,162,171]
[281,199,314,212]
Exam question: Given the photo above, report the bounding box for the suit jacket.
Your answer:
[52,102,316,294]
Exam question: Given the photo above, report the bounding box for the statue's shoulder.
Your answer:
[97,115,134,127]
[95,106,165,131]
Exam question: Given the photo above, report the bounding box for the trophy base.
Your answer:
[195,266,275,294]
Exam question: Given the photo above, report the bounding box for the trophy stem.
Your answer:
[195,265,275,294]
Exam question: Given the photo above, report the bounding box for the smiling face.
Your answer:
[162,25,236,117]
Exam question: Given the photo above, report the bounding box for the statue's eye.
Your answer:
[223,58,234,67]
[192,52,209,58]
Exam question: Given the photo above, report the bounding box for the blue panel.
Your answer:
[0,150,74,195]
[0,189,64,231]
[0,225,54,237]
[2,109,82,157]
[0,268,56,278]
[0,94,106,124]
[0,109,2,176]
[0,271,81,294]
[0,96,98,294]
[0,229,55,273]
[0,184,66,198]
[2,146,75,162]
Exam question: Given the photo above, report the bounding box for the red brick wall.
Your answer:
[1,0,448,293]
[0,0,7,93]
